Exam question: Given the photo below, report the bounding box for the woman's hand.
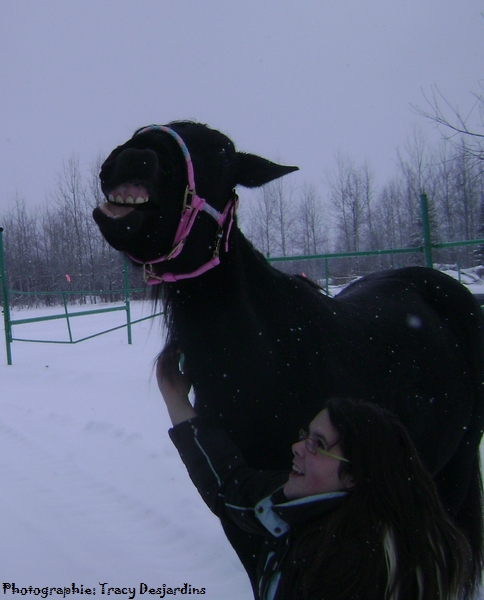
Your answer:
[156,348,197,426]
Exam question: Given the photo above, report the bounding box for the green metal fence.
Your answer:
[2,195,484,364]
[267,194,484,293]
[268,238,484,294]
[0,229,162,365]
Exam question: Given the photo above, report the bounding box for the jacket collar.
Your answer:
[255,488,349,537]
[272,489,349,527]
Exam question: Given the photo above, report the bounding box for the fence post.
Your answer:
[62,292,74,343]
[420,193,433,268]
[0,228,13,365]
[123,255,133,345]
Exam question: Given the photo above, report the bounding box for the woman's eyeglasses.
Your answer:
[298,429,350,463]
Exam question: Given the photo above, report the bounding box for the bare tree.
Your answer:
[47,155,92,295]
[244,178,296,257]
[374,179,406,247]
[413,83,484,168]
[244,184,277,256]
[328,152,371,253]
[88,154,105,208]
[293,182,328,255]
[432,142,460,243]
[271,177,297,256]
[1,194,44,299]
[453,139,480,241]
[0,153,145,305]
[42,155,132,301]
[395,130,439,256]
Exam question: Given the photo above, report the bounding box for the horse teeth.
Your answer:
[107,191,149,205]
[122,195,148,205]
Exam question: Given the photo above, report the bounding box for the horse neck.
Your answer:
[163,228,274,338]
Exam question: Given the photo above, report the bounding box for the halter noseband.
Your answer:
[127,125,238,284]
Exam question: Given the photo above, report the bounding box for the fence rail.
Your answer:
[267,239,484,293]
[0,231,162,365]
[8,297,161,345]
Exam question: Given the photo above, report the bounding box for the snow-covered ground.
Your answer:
[1,302,252,598]
[2,270,484,598]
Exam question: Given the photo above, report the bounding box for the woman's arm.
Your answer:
[157,348,288,532]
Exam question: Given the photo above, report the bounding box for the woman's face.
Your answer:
[283,408,353,500]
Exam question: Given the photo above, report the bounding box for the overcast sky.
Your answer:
[1,1,483,210]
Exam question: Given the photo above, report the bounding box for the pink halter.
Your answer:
[127,125,238,284]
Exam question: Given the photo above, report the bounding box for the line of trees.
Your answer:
[1,117,483,307]
[242,80,484,283]
[241,130,484,281]
[1,156,146,307]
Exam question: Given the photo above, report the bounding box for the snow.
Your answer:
[2,287,484,598]
[0,302,252,598]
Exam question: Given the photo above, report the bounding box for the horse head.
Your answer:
[93,121,298,281]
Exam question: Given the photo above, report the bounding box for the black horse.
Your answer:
[93,121,484,590]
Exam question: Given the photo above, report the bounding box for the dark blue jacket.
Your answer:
[169,417,348,600]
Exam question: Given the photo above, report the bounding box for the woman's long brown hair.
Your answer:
[291,398,473,600]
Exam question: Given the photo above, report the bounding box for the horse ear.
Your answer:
[236,152,299,188]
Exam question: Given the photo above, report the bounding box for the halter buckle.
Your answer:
[142,263,163,284]
[183,186,196,211]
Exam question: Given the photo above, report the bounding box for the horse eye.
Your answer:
[219,148,231,165]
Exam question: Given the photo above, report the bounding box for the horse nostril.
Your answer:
[113,148,159,184]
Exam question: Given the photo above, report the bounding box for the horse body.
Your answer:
[93,121,484,586]
[168,232,482,502]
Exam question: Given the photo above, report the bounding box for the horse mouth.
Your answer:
[101,183,150,219]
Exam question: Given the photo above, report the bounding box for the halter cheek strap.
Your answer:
[126,125,238,284]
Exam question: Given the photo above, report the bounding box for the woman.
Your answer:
[157,350,473,599]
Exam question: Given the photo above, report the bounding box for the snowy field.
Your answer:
[1,302,252,598]
[2,276,484,598]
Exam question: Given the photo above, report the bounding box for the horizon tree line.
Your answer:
[1,127,483,307]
